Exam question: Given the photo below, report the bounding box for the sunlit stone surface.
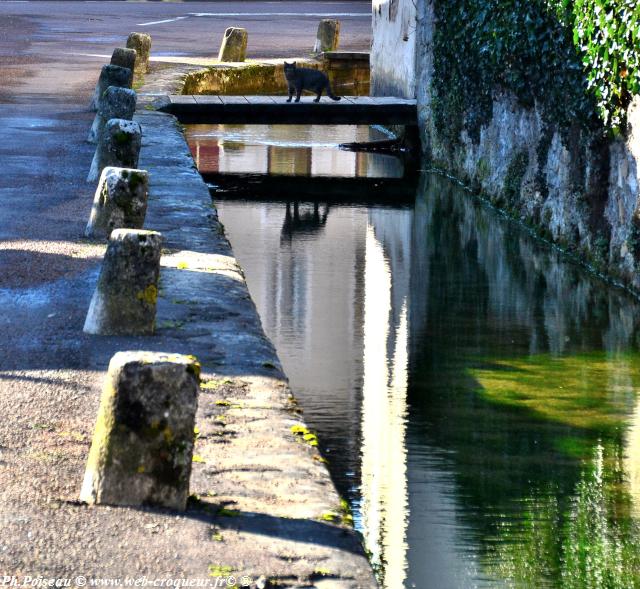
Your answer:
[83,229,161,335]
[80,351,200,510]
[85,167,149,239]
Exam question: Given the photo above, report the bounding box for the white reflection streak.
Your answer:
[361,224,409,588]
[624,396,640,517]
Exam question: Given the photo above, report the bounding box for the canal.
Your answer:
[186,123,640,589]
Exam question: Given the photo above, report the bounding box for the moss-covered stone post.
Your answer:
[83,229,161,335]
[89,64,133,112]
[80,351,200,510]
[126,32,152,75]
[313,20,340,54]
[85,167,149,239]
[110,47,137,73]
[88,86,137,144]
[218,27,248,62]
[87,118,142,183]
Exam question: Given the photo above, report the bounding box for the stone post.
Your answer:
[218,27,248,62]
[83,229,161,335]
[89,64,133,112]
[313,19,340,54]
[88,86,137,144]
[85,167,149,239]
[111,47,137,73]
[80,351,200,510]
[87,119,142,183]
[126,32,152,75]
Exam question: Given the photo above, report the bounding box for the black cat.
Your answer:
[283,62,342,103]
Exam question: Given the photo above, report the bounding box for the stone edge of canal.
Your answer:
[132,71,378,586]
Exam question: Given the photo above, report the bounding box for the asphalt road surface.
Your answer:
[0,0,371,100]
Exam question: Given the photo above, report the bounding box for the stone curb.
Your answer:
[102,64,379,585]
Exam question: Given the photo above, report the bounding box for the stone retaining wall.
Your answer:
[182,56,370,97]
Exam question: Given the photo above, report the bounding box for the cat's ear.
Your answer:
[284,61,290,65]
[292,61,296,66]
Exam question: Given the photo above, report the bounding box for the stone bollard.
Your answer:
[80,351,200,510]
[111,47,137,73]
[87,118,142,183]
[218,27,248,62]
[126,32,152,75]
[89,64,133,112]
[313,19,340,54]
[85,167,149,239]
[83,228,161,335]
[88,86,137,144]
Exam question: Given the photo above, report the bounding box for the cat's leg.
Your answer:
[287,84,293,103]
[314,84,323,103]
[295,83,302,102]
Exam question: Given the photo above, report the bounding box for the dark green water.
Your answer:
[187,124,640,589]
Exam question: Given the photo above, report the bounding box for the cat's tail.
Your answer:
[326,81,342,101]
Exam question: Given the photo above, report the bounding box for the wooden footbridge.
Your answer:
[159,95,418,125]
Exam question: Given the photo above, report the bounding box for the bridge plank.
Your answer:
[219,96,250,104]
[269,96,294,104]
[245,96,278,105]
[342,96,377,105]
[193,95,223,105]
[367,96,416,105]
[169,95,197,105]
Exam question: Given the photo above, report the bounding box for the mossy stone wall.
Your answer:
[181,58,370,97]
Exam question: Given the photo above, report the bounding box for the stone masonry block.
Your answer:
[89,64,133,112]
[83,229,161,335]
[313,20,340,54]
[88,86,137,144]
[80,351,200,510]
[218,27,248,62]
[127,32,152,75]
[111,47,137,73]
[88,118,142,183]
[85,167,149,239]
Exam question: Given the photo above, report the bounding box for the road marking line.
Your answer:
[137,16,189,27]
[191,12,370,17]
[137,12,368,27]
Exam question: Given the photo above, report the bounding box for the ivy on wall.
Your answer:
[432,0,640,143]
[564,0,640,130]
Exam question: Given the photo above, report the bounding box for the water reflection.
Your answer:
[187,124,404,177]
[404,174,640,588]
[361,224,409,586]
[187,124,640,588]
[281,202,330,242]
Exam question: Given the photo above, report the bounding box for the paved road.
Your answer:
[1,0,371,99]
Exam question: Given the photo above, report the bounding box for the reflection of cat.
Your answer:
[281,202,330,242]
[283,62,341,103]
